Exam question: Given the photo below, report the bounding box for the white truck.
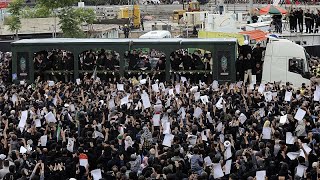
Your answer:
[262,38,311,87]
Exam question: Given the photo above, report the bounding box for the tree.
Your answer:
[37,0,77,9]
[7,0,24,39]
[58,7,84,38]
[20,4,53,18]
[75,8,96,36]
[36,0,96,38]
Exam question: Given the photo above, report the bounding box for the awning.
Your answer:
[239,30,267,41]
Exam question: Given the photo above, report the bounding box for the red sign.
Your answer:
[0,2,8,9]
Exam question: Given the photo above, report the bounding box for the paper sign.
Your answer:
[34,119,41,128]
[108,99,115,109]
[162,134,174,147]
[213,163,224,179]
[76,78,81,85]
[286,132,295,144]
[280,114,287,124]
[216,97,224,109]
[287,151,300,160]
[302,143,312,154]
[141,93,151,109]
[296,164,307,178]
[252,75,256,84]
[190,86,198,93]
[40,135,47,146]
[204,156,212,166]
[188,134,197,145]
[212,80,219,90]
[201,131,208,141]
[194,92,200,101]
[236,81,243,88]
[314,85,320,101]
[140,79,147,85]
[216,122,223,132]
[181,76,187,83]
[11,94,18,104]
[91,169,102,180]
[94,131,104,139]
[152,84,159,92]
[285,91,292,101]
[152,114,161,126]
[294,108,306,121]
[18,110,28,129]
[120,96,129,106]
[48,81,55,86]
[20,146,27,154]
[117,84,124,91]
[163,122,171,134]
[264,91,273,102]
[224,147,232,159]
[258,84,265,93]
[67,138,74,152]
[262,127,271,139]
[256,170,266,180]
[175,84,180,94]
[159,83,165,90]
[193,107,202,118]
[239,113,247,124]
[200,95,209,104]
[224,160,232,175]
[169,89,174,96]
[79,159,88,167]
[45,112,57,123]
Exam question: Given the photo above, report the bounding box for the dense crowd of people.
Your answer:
[1,45,320,180]
[0,68,319,179]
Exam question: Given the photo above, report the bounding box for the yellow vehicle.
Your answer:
[118,4,141,29]
[188,1,200,12]
[173,0,200,23]
[173,10,186,23]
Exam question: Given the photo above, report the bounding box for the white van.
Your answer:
[139,30,172,39]
[262,38,311,87]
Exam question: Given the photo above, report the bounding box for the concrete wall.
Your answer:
[119,30,181,38]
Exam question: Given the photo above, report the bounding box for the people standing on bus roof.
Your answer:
[305,9,312,33]
[289,9,297,32]
[243,53,254,84]
[252,42,263,65]
[297,8,304,33]
[236,54,244,81]
[123,24,130,38]
[128,49,139,70]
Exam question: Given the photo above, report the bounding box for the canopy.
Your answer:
[239,30,267,41]
[259,5,287,15]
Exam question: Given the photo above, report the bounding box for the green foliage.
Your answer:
[7,0,24,15]
[6,16,21,38]
[58,7,85,38]
[7,0,24,39]
[37,0,77,9]
[20,4,53,18]
[82,0,107,5]
[75,8,96,25]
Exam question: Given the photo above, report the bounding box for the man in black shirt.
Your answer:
[128,50,139,70]
[305,9,312,33]
[297,8,304,33]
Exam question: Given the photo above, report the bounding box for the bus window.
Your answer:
[288,58,303,75]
